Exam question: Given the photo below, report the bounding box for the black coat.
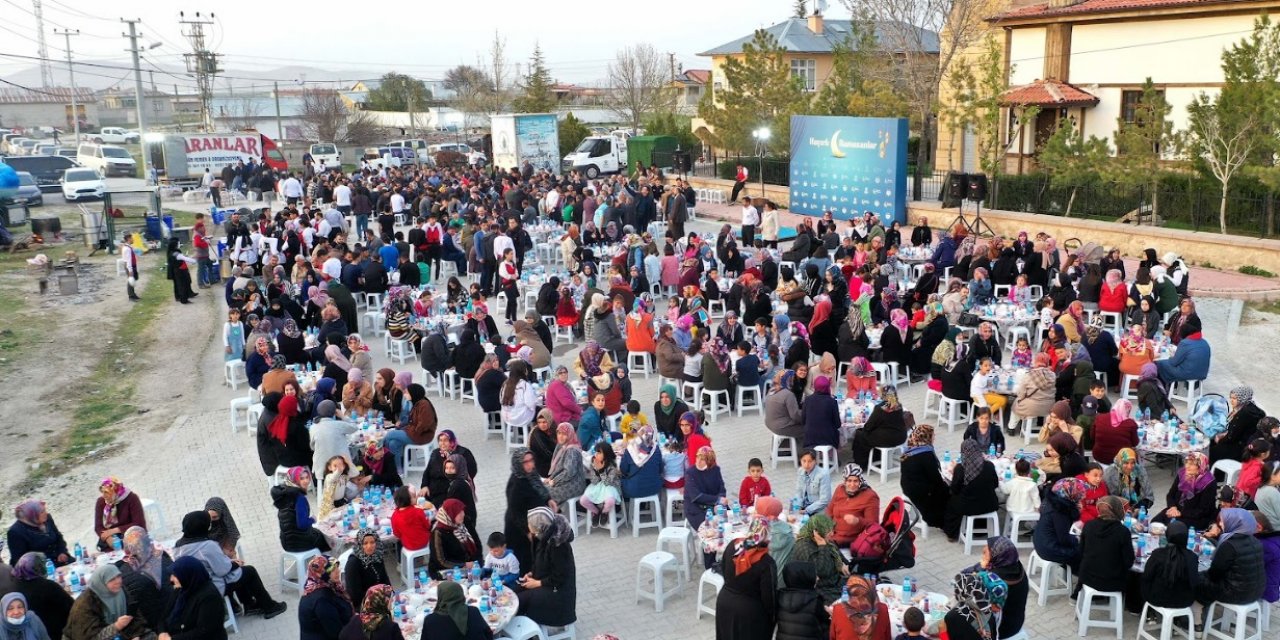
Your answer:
[948,462,1000,516]
[6,516,69,566]
[774,565,828,640]
[270,485,327,553]
[452,341,486,378]
[476,369,506,413]
[909,317,948,375]
[343,556,390,612]
[1033,492,1082,570]
[422,446,478,508]
[1198,534,1267,605]
[967,335,1002,367]
[879,326,911,369]
[338,614,404,640]
[504,477,549,573]
[900,451,949,528]
[836,322,870,363]
[1142,546,1199,608]
[14,577,73,640]
[1211,402,1265,463]
[418,608,493,640]
[117,555,173,636]
[164,581,228,640]
[516,537,576,627]
[1078,518,1136,592]
[715,539,777,640]
[1159,478,1218,531]
[256,396,313,476]
[990,562,1028,638]
[420,334,452,375]
[299,587,355,640]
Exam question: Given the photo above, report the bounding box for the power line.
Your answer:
[44,0,114,21]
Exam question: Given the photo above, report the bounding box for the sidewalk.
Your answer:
[691,200,1280,300]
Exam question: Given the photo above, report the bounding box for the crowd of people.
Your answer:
[10,151,1280,640]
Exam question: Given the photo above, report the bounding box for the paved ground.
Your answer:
[20,214,1280,640]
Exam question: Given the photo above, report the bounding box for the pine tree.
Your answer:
[794,0,809,18]
[696,30,809,153]
[512,43,557,113]
[1107,78,1176,221]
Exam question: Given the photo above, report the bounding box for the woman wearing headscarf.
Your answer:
[5,501,69,567]
[790,514,847,605]
[270,467,331,552]
[440,453,479,542]
[764,370,805,441]
[1129,294,1162,339]
[1079,495,1136,597]
[714,516,777,640]
[92,477,146,552]
[298,554,354,640]
[10,553,73,640]
[684,445,726,539]
[527,409,558,477]
[1091,399,1138,467]
[1212,385,1267,463]
[173,510,285,621]
[963,537,1027,638]
[115,527,171,630]
[1099,268,1128,314]
[1039,430,1086,484]
[473,354,506,413]
[1135,362,1174,418]
[419,580,490,640]
[202,497,241,560]
[430,499,481,577]
[827,574,890,640]
[341,367,375,416]
[1141,520,1200,611]
[801,376,840,449]
[1103,448,1155,509]
[1034,478,1086,573]
[655,323,686,381]
[341,528,390,609]
[620,425,662,502]
[450,329,485,379]
[255,391,312,475]
[1055,300,1088,344]
[1164,297,1197,345]
[64,564,153,640]
[370,369,404,424]
[162,556,226,640]
[544,423,589,510]
[941,571,1006,640]
[898,424,949,529]
[1195,508,1267,614]
[337,584,401,640]
[421,430,475,507]
[784,322,812,370]
[849,386,908,470]
[1116,323,1156,380]
[277,319,308,365]
[1,593,51,640]
[515,507,577,627]
[653,383,690,441]
[807,297,837,358]
[504,448,555,572]
[1152,452,1219,530]
[166,236,197,303]
[909,305,949,376]
[878,308,912,370]
[844,356,877,399]
[944,439,1000,541]
[828,464,880,548]
[322,343,352,394]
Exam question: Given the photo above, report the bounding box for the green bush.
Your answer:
[717,157,790,186]
[1239,265,1276,277]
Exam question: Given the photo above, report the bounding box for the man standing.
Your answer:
[739,196,759,247]
[192,213,214,288]
[281,172,303,206]
[730,163,748,203]
[121,232,140,301]
[333,178,352,216]
[666,186,688,240]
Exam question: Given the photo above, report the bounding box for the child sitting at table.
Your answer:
[1001,458,1041,517]
[1010,336,1034,369]
[1037,296,1056,341]
[738,458,772,507]
[1010,273,1034,306]
[970,358,1007,417]
[555,286,579,329]
[482,531,521,587]
[580,442,623,526]
[662,440,687,490]
[895,606,925,640]
[618,400,649,439]
[614,366,633,405]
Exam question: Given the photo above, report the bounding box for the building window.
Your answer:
[1121,88,1164,124]
[790,59,817,92]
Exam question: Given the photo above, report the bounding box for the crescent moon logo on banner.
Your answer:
[830,130,846,158]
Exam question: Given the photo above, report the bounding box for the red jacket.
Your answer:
[1076,473,1109,524]
[391,506,432,551]
[1239,459,1264,500]
[1090,414,1138,469]
[738,477,773,508]
[827,488,881,546]
[1099,282,1129,314]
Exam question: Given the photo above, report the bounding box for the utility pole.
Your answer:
[174,83,181,132]
[179,11,220,132]
[273,81,283,140]
[53,28,79,142]
[407,88,417,139]
[33,0,54,88]
[669,52,677,81]
[122,18,151,183]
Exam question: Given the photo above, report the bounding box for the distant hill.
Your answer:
[4,62,376,92]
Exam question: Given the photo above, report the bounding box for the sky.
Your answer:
[0,0,843,92]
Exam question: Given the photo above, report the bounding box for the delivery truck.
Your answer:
[562,134,678,179]
[146,131,288,187]
[490,113,560,175]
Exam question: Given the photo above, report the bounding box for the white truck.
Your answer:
[92,127,140,144]
[490,113,560,175]
[562,134,629,179]
[147,132,288,187]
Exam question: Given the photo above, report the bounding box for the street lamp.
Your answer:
[751,127,770,197]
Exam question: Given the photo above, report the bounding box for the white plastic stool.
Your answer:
[1203,600,1263,640]
[868,446,903,483]
[246,404,263,436]
[386,337,413,364]
[229,396,253,433]
[1022,416,1046,445]
[771,435,798,469]
[664,488,686,526]
[484,412,504,439]
[278,548,322,592]
[1076,585,1124,637]
[630,495,663,537]
[585,502,627,539]
[1137,603,1195,640]
[540,622,576,640]
[1028,550,1074,606]
[1005,511,1040,549]
[363,311,387,337]
[223,596,239,634]
[708,299,725,319]
[938,397,971,433]
[735,385,762,417]
[701,388,731,422]
[635,551,682,612]
[1005,325,1031,354]
[657,527,694,583]
[532,366,552,384]
[695,569,724,619]
[959,511,1000,555]
[458,377,477,405]
[140,498,167,537]
[504,419,530,451]
[224,360,246,390]
[402,444,432,479]
[400,545,431,587]
[1212,459,1242,486]
[501,616,542,640]
[681,381,704,410]
[813,445,838,475]
[1169,379,1204,411]
[1121,374,1141,401]
[922,387,943,419]
[627,351,652,378]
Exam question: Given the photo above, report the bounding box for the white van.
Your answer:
[307,143,341,168]
[77,143,137,177]
[387,139,428,152]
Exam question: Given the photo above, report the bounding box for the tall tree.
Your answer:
[558,112,591,160]
[366,72,431,112]
[445,64,496,129]
[812,22,909,119]
[1228,16,1280,236]
[511,43,557,113]
[696,29,809,153]
[486,31,511,114]
[1037,123,1111,216]
[605,44,673,134]
[940,36,1019,177]
[794,0,810,18]
[844,0,992,196]
[1107,78,1176,221]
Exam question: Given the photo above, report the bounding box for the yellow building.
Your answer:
[692,12,939,149]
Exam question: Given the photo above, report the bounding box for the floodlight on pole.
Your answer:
[752,127,771,197]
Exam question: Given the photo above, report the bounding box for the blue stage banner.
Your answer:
[788,115,908,225]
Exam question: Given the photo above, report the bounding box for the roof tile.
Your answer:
[1000,79,1100,106]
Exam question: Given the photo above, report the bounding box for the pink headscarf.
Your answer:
[1110,398,1134,426]
[890,308,909,341]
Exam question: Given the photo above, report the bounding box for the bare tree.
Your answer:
[222,95,262,131]
[300,88,384,144]
[446,64,496,130]
[486,31,510,115]
[605,44,673,134]
[843,0,989,197]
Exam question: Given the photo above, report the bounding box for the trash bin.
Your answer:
[163,215,174,237]
[144,214,162,241]
[81,210,106,249]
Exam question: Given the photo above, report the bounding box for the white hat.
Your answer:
[1162,252,1180,265]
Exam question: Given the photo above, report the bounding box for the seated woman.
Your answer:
[173,510,285,619]
[1195,509,1267,614]
[343,528,391,608]
[789,514,846,606]
[423,431,477,509]
[528,410,558,478]
[962,407,1005,454]
[764,371,804,441]
[298,554,354,640]
[941,571,1006,640]
[501,361,540,430]
[849,385,909,470]
[580,442,623,525]
[63,565,154,640]
[357,440,403,490]
[1135,362,1174,418]
[576,393,609,451]
[9,552,74,640]
[430,499,480,578]
[115,527,172,631]
[514,507,577,628]
[1152,452,1219,531]
[1,594,53,640]
[1033,478,1086,573]
[715,518,778,640]
[684,446,726,534]
[339,584,399,640]
[1117,324,1155,379]
[92,477,147,552]
[1142,520,1200,611]
[944,440,1000,541]
[269,467,331,552]
[844,357,878,399]
[900,424,950,529]
[419,580,491,640]
[620,426,662,502]
[545,366,583,428]
[827,464,880,548]
[544,424,589,509]
[1091,399,1138,469]
[475,355,507,414]
[1078,496,1136,597]
[1039,431,1086,485]
[965,537,1028,639]
[6,500,70,567]
[1010,354,1056,428]
[370,369,406,424]
[1103,448,1155,510]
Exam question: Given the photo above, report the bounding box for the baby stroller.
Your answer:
[845,496,920,578]
[1190,393,1229,439]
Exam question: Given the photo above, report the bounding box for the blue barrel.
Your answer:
[163,215,174,231]
[144,215,162,240]
[211,209,227,226]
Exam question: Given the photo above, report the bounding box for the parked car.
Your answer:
[54,148,77,160]
[92,127,140,144]
[307,142,341,168]
[16,139,41,155]
[33,143,58,156]
[61,167,106,201]
[6,138,30,155]
[1,155,78,190]
[14,172,43,206]
[77,143,136,177]
[362,146,417,168]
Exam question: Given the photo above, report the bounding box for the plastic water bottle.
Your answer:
[1004,468,1013,482]
[988,444,996,457]
[69,570,81,592]
[1201,544,1213,564]
[841,585,850,603]
[1136,535,1146,557]
[112,536,122,551]
[1124,514,1134,530]
[943,450,952,465]
[1187,528,1197,549]
[73,543,83,561]
[44,559,55,579]
[902,577,913,600]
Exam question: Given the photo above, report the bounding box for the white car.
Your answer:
[92,127,140,144]
[61,167,105,202]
